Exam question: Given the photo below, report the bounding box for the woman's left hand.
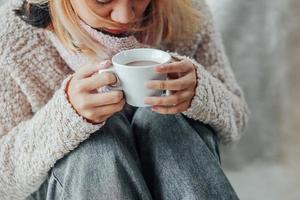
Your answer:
[144,59,197,114]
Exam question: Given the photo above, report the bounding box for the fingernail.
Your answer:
[99,60,111,69]
[102,60,110,65]
[155,65,164,72]
[105,60,112,65]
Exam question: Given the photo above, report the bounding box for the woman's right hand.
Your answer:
[67,60,125,124]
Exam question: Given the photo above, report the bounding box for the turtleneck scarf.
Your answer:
[47,21,148,72]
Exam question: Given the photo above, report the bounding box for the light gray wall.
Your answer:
[209,0,289,165]
[208,0,300,199]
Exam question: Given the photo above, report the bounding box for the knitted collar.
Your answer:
[47,21,148,71]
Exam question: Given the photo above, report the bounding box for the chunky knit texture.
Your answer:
[0,0,249,199]
[47,20,148,71]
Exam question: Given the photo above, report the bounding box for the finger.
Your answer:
[83,100,126,123]
[146,73,195,91]
[152,101,191,114]
[86,99,126,119]
[84,91,124,107]
[77,72,118,92]
[96,114,113,124]
[155,59,194,74]
[75,60,112,80]
[144,90,192,106]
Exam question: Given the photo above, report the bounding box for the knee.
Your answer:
[132,107,182,133]
[133,107,214,134]
[132,107,217,145]
[133,107,176,127]
[132,107,183,144]
[51,112,130,185]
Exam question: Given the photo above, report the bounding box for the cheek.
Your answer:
[77,11,100,27]
[136,0,151,16]
[71,1,95,24]
[76,5,110,27]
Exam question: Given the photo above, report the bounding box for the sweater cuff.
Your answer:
[183,70,214,123]
[46,75,105,153]
[169,52,241,143]
[169,52,208,120]
[169,52,224,132]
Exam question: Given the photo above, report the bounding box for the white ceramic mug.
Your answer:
[98,48,171,107]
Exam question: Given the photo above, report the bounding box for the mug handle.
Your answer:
[98,66,122,91]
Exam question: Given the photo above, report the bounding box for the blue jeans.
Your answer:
[27,104,239,200]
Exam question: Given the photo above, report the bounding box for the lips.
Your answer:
[103,28,127,35]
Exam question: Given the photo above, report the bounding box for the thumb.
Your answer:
[98,60,113,70]
[75,60,112,80]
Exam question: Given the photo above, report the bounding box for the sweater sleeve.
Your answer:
[0,69,105,200]
[171,3,249,144]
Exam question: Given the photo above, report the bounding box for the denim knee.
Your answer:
[132,107,192,139]
[132,107,220,160]
[50,111,132,188]
[132,107,177,133]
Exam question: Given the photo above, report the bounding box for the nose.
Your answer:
[110,2,136,24]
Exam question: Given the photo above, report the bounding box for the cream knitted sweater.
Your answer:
[0,0,249,199]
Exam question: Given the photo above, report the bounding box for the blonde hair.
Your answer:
[27,0,202,59]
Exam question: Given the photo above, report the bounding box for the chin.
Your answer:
[97,28,130,37]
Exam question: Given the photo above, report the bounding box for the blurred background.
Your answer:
[2,0,300,199]
[207,0,300,199]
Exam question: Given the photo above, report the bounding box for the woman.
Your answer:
[0,0,249,199]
